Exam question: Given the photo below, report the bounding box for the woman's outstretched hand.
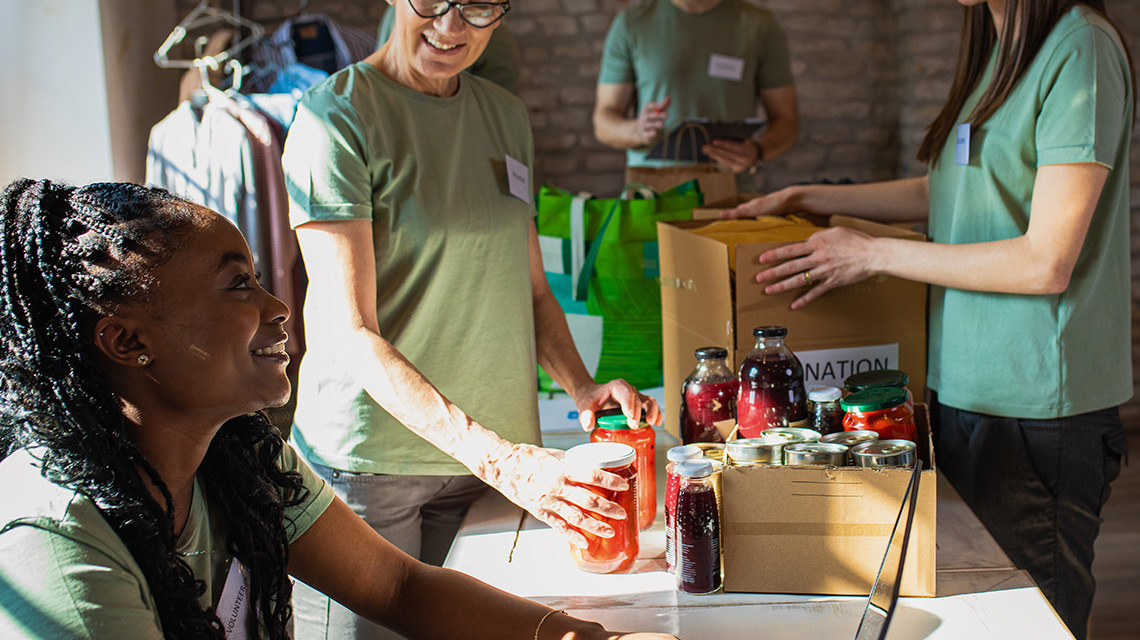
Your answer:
[755,225,879,309]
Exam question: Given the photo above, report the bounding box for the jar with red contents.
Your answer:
[843,369,914,408]
[680,347,736,444]
[840,387,916,442]
[563,442,640,574]
[591,411,656,530]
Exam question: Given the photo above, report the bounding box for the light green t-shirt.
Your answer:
[0,444,334,639]
[376,7,521,94]
[599,0,793,167]
[927,6,1133,418]
[284,62,541,475]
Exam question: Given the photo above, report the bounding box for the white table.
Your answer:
[445,429,1075,639]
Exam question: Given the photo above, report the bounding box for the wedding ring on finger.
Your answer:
[802,270,814,286]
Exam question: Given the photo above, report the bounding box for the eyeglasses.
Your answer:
[407,0,510,28]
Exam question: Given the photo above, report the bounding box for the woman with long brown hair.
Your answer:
[723,1,1132,637]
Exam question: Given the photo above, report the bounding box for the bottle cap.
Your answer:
[694,346,729,360]
[667,445,702,463]
[753,325,787,338]
[676,459,714,478]
[564,442,636,470]
[807,386,842,402]
[840,387,908,412]
[594,408,646,430]
[844,369,909,392]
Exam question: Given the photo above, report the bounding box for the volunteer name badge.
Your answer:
[218,559,252,639]
[708,54,745,82]
[955,123,970,166]
[505,154,532,204]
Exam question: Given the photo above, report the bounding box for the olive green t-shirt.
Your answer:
[0,444,334,638]
[927,6,1133,418]
[599,0,793,167]
[284,62,541,475]
[376,7,521,94]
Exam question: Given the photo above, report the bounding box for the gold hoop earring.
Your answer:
[137,354,151,366]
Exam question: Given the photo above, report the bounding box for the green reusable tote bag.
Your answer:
[534,181,702,393]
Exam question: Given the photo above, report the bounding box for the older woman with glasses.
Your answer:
[283,1,663,638]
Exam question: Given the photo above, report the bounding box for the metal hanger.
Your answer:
[154,0,265,72]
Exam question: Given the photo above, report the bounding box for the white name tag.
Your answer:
[955,123,970,166]
[505,154,532,204]
[708,54,745,82]
[217,559,252,640]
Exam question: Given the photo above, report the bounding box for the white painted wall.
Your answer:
[0,0,114,187]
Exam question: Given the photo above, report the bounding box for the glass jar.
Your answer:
[675,460,721,594]
[841,387,917,441]
[563,442,640,574]
[806,386,844,436]
[843,369,914,408]
[680,347,737,444]
[591,411,657,530]
[736,326,807,438]
[665,445,702,574]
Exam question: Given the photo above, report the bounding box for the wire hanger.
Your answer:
[154,0,265,71]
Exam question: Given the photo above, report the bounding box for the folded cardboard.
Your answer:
[690,193,763,220]
[721,404,937,596]
[657,205,928,438]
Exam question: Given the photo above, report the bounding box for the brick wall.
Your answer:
[173,0,1140,425]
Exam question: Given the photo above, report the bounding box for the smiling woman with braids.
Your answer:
[0,179,679,640]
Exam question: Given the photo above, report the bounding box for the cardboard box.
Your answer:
[721,405,937,596]
[690,193,763,220]
[657,211,928,438]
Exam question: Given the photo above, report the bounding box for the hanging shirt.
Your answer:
[249,14,374,93]
[146,99,264,275]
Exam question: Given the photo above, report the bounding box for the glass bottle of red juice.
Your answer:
[680,347,736,444]
[736,326,807,438]
[675,459,721,594]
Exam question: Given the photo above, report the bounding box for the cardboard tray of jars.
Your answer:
[719,404,937,597]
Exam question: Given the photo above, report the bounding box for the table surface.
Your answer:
[445,430,1075,639]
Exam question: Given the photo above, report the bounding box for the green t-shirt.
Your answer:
[284,62,541,475]
[927,6,1133,418]
[598,0,793,167]
[376,7,521,95]
[0,444,334,639]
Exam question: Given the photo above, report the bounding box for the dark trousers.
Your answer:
[933,397,1128,640]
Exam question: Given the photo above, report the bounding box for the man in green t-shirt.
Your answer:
[594,0,798,177]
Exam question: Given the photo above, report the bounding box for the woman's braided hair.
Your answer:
[0,179,307,639]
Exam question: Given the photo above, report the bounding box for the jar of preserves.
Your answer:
[680,347,737,444]
[591,411,657,530]
[736,326,807,438]
[563,442,640,573]
[844,369,914,408]
[665,445,702,574]
[675,460,722,594]
[841,387,917,441]
[806,386,844,436]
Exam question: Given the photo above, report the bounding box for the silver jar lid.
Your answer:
[819,430,879,448]
[761,427,822,444]
[784,442,849,467]
[726,437,786,464]
[851,439,916,468]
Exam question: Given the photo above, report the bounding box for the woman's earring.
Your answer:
[137,354,151,366]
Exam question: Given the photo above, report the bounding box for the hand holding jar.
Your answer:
[483,441,632,550]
